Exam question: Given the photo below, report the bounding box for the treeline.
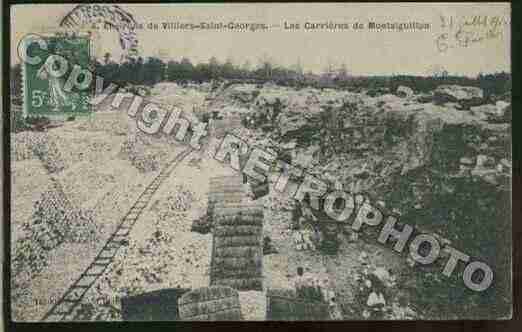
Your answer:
[94,54,297,87]
[10,54,511,103]
[338,73,512,97]
[94,54,512,97]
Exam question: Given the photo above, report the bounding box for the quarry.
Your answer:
[10,80,511,321]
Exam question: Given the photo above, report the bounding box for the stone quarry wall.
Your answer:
[208,83,511,319]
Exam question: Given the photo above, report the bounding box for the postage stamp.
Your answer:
[9,3,511,323]
[22,31,93,118]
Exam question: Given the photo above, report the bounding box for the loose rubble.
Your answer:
[11,81,511,321]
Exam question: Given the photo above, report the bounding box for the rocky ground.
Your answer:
[11,81,511,320]
[204,81,511,319]
[10,83,205,321]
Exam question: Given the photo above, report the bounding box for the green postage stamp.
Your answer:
[22,31,93,118]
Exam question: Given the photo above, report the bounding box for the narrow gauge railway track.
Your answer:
[41,147,193,321]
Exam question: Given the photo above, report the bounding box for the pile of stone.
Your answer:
[34,181,96,242]
[33,138,66,173]
[395,86,414,98]
[11,132,45,161]
[162,186,195,212]
[433,84,484,109]
[119,137,160,173]
[12,180,97,280]
[470,101,511,123]
[191,215,212,234]
[459,154,511,187]
[134,154,160,173]
[225,84,260,104]
[12,132,66,173]
[263,236,279,255]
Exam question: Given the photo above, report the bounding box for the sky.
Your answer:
[11,3,511,76]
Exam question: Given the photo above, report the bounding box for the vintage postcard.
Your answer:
[7,3,511,321]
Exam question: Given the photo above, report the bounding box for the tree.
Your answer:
[208,56,220,80]
[291,58,304,80]
[166,60,180,81]
[258,54,274,79]
[119,58,136,85]
[135,57,145,84]
[221,57,236,79]
[143,57,166,85]
[241,60,252,78]
[194,63,211,82]
[179,57,194,80]
[103,52,112,65]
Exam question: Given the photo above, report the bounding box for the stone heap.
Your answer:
[11,132,44,162]
[119,135,160,173]
[12,132,66,172]
[13,180,96,277]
